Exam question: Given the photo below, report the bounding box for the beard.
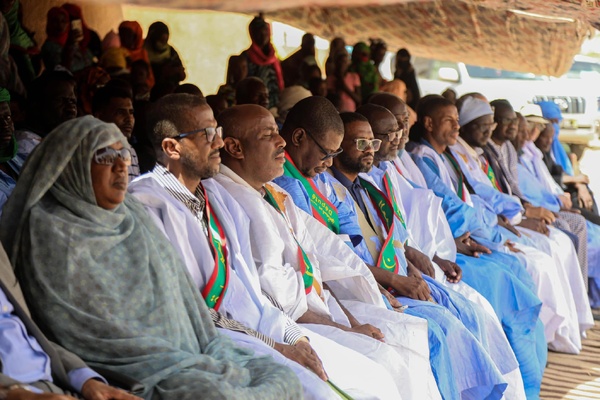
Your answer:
[377,147,397,162]
[181,149,219,180]
[337,151,372,174]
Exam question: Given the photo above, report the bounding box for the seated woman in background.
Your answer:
[143,21,185,91]
[119,21,154,89]
[61,3,103,61]
[0,116,302,400]
[41,6,94,73]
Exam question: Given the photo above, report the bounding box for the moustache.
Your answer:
[274,148,285,157]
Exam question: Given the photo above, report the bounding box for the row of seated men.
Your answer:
[0,84,595,400]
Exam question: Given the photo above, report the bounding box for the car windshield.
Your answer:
[465,65,543,80]
[563,61,600,79]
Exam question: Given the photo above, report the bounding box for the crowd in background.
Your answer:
[1,3,600,400]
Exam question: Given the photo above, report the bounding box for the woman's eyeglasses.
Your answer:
[93,147,132,166]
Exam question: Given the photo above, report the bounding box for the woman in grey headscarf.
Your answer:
[0,115,302,400]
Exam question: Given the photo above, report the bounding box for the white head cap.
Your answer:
[459,96,493,127]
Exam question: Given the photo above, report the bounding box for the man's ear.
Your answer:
[223,137,244,160]
[161,138,181,160]
[290,127,305,147]
[423,116,433,133]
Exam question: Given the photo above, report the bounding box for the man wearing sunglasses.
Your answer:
[271,97,509,400]
[328,111,518,400]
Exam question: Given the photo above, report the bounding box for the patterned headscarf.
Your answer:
[0,115,300,398]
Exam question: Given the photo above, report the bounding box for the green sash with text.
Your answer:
[282,153,341,234]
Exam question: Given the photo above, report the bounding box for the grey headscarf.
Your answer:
[0,116,301,399]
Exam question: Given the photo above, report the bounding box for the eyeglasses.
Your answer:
[173,126,223,143]
[93,147,132,166]
[472,122,497,132]
[354,138,382,152]
[303,128,343,161]
[497,117,518,126]
[374,128,404,142]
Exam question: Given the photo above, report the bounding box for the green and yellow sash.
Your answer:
[200,186,230,311]
[282,153,341,233]
[380,171,407,229]
[358,177,400,275]
[443,150,467,201]
[482,158,503,193]
[263,184,321,296]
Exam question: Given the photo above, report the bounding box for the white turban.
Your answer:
[459,96,493,127]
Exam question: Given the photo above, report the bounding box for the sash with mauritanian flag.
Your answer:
[358,175,403,275]
[443,150,468,201]
[263,183,322,296]
[201,185,230,311]
[481,158,503,192]
[282,152,341,234]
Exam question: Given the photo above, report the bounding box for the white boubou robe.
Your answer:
[215,165,441,400]
[417,141,592,353]
[129,173,404,400]
[361,166,527,399]
[451,139,593,343]
[386,156,536,399]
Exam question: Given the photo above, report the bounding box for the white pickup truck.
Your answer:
[414,56,600,155]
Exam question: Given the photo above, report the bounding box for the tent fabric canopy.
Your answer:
[270,1,592,76]
[89,0,598,76]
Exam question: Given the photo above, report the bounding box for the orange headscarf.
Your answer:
[45,7,69,47]
[119,21,154,88]
[61,3,90,50]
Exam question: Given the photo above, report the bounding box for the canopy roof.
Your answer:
[94,0,599,76]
